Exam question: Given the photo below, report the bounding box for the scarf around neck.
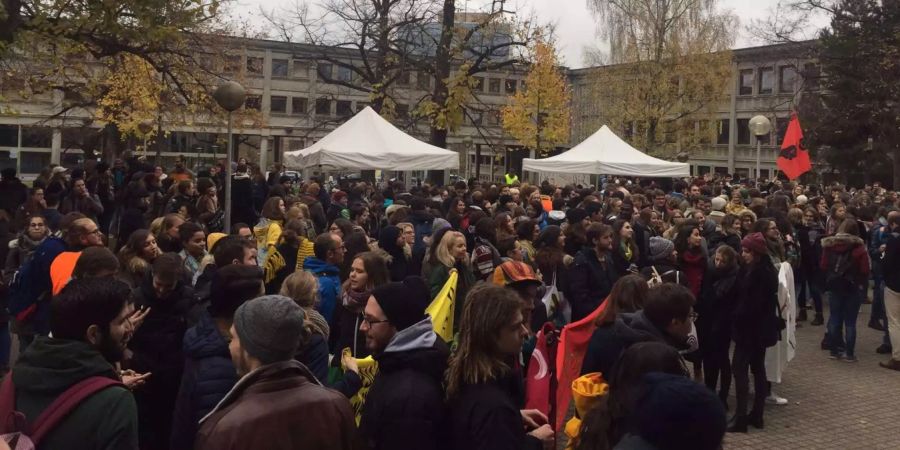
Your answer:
[341,286,371,314]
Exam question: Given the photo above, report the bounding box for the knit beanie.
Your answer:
[233,295,305,365]
[371,276,430,331]
[710,196,727,212]
[741,232,768,256]
[648,236,675,262]
[634,372,726,450]
[432,218,451,234]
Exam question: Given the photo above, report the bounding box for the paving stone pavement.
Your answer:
[724,303,900,450]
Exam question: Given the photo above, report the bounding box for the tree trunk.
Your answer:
[430,0,455,151]
[893,145,900,190]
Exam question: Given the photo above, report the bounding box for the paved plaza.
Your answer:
[725,303,900,450]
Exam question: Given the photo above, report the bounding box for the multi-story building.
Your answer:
[0,36,816,182]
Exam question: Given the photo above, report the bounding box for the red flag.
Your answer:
[777,114,812,180]
[554,300,608,430]
[525,323,556,417]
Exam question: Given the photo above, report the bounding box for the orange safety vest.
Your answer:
[50,251,82,296]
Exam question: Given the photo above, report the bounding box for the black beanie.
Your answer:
[634,372,727,450]
[371,276,430,331]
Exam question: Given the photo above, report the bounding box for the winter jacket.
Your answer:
[230,174,258,227]
[409,210,435,255]
[449,369,542,450]
[820,233,871,290]
[697,264,740,349]
[732,259,779,350]
[264,238,315,293]
[3,233,45,285]
[8,236,66,336]
[328,293,369,357]
[632,221,653,268]
[471,236,501,280]
[195,360,360,450]
[297,332,330,383]
[0,177,27,217]
[299,194,328,235]
[883,230,900,292]
[427,262,476,331]
[360,319,450,450]
[305,256,342,323]
[569,247,619,322]
[254,218,283,268]
[128,277,202,449]
[9,337,138,450]
[379,227,413,282]
[581,310,688,378]
[678,247,707,298]
[170,310,238,450]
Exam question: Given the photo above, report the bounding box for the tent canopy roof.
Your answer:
[282,107,459,171]
[522,125,689,177]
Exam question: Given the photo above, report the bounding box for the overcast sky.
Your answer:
[234,0,829,68]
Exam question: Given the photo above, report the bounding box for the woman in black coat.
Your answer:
[698,245,740,406]
[729,232,779,433]
[379,225,412,282]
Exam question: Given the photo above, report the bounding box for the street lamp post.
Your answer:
[137,120,154,159]
[462,135,473,180]
[749,115,772,180]
[213,81,246,234]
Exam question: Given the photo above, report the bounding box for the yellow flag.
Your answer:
[341,348,378,425]
[426,269,457,342]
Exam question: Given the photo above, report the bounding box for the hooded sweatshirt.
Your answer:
[304,256,342,323]
[360,319,450,450]
[9,337,138,450]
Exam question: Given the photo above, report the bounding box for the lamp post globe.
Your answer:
[749,115,772,180]
[213,81,247,112]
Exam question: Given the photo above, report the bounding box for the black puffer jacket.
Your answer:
[359,319,450,450]
[581,312,664,377]
[697,264,740,346]
[732,259,779,350]
[449,369,541,450]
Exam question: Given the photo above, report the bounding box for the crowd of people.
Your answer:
[0,153,898,450]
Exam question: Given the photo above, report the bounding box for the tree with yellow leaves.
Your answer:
[501,37,571,156]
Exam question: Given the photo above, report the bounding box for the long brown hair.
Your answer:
[446,285,523,399]
[343,251,389,292]
[261,196,285,221]
[595,274,648,326]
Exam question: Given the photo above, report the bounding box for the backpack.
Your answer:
[824,251,857,291]
[0,375,123,450]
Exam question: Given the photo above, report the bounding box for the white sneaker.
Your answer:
[766,393,788,405]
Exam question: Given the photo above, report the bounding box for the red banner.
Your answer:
[554,300,607,430]
[777,114,812,180]
[525,323,556,417]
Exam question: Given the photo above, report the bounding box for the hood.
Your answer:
[378,225,404,258]
[821,233,864,252]
[303,256,340,276]
[183,311,231,359]
[13,337,118,394]
[377,318,449,382]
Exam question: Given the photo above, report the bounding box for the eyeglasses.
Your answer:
[87,228,102,236]
[360,315,389,326]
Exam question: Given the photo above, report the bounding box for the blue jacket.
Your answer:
[304,256,341,323]
[9,236,66,335]
[170,311,238,450]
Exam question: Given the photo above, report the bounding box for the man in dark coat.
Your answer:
[127,253,201,449]
[195,295,359,450]
[569,223,620,321]
[0,167,28,218]
[5,278,139,449]
[359,277,450,450]
[170,264,263,450]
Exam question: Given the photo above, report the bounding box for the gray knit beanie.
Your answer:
[648,236,675,261]
[233,295,306,365]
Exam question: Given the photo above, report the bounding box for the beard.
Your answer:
[97,332,128,364]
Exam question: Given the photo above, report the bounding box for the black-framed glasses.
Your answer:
[360,315,389,326]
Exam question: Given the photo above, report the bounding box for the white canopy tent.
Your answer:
[522,125,690,177]
[282,106,459,171]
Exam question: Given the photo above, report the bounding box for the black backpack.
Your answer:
[824,251,857,291]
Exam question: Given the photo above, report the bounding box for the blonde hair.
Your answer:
[435,230,464,268]
[149,217,164,236]
[279,271,319,308]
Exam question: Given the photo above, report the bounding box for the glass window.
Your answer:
[247,57,264,75]
[776,117,789,144]
[337,66,353,82]
[488,78,501,93]
[336,100,353,116]
[505,79,517,94]
[716,120,729,145]
[20,151,51,173]
[21,126,52,148]
[270,96,287,114]
[758,67,774,95]
[317,63,332,81]
[224,55,242,74]
[486,110,500,126]
[757,129,771,145]
[0,125,17,147]
[736,118,750,145]
[245,95,262,111]
[292,60,309,78]
[739,69,753,96]
[315,98,331,115]
[802,63,820,91]
[291,97,308,115]
[272,59,289,78]
[417,72,431,90]
[397,71,411,85]
[779,66,796,94]
[473,77,484,92]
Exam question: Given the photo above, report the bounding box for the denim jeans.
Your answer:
[827,287,863,357]
[871,275,886,323]
[799,277,824,314]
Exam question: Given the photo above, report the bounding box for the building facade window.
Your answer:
[417,72,431,90]
[292,60,309,78]
[224,55,242,74]
[317,63,333,81]
[505,79,517,94]
[245,95,262,110]
[270,96,287,114]
[758,67,774,95]
[739,69,753,95]
[473,77,484,92]
[247,57,264,75]
[779,65,797,94]
[315,98,331,115]
[336,100,353,116]
[272,59,289,78]
[397,71,411,86]
[802,63,820,91]
[736,118,751,145]
[488,78,501,93]
[337,66,353,82]
[716,119,729,145]
[292,97,308,115]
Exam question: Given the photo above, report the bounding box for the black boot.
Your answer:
[727,415,748,433]
[748,410,764,429]
[811,313,824,326]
